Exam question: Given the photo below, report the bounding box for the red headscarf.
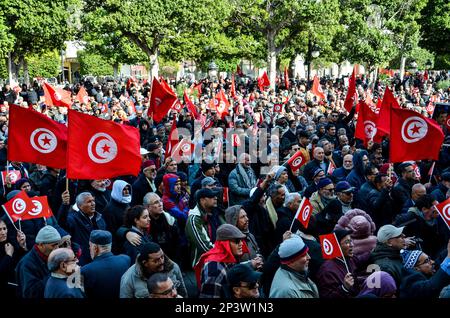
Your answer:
[193,240,249,288]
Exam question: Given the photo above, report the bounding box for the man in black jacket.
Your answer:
[392,162,417,215]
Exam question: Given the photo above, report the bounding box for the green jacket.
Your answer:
[185,205,225,268]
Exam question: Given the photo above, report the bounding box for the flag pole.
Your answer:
[335,233,351,274]
[18,218,21,233]
[428,161,435,184]
[2,205,19,232]
[42,217,47,226]
[289,197,305,232]
[66,176,69,192]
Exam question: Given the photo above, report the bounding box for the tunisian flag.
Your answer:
[76,86,89,104]
[148,77,178,122]
[2,191,43,223]
[377,87,400,136]
[43,82,72,108]
[165,117,179,157]
[390,108,444,162]
[67,110,141,179]
[183,90,199,119]
[213,89,230,118]
[311,75,325,100]
[287,151,308,172]
[293,197,313,229]
[319,233,343,259]
[257,72,270,91]
[435,197,450,229]
[355,101,379,146]
[8,104,67,168]
[1,170,21,185]
[343,67,357,112]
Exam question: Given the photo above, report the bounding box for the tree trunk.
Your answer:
[113,63,119,78]
[399,55,406,81]
[148,48,159,81]
[267,30,277,91]
[23,58,30,86]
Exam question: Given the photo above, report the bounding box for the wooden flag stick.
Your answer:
[66,177,69,192]
[335,233,351,274]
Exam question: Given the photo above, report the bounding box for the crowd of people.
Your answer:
[0,69,449,299]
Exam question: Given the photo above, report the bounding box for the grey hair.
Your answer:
[268,183,284,198]
[284,192,301,207]
[238,153,249,162]
[76,192,93,208]
[47,248,73,272]
[147,272,171,295]
[317,139,329,148]
[143,192,160,206]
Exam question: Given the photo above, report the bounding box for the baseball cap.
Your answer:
[227,264,262,287]
[335,181,355,193]
[377,224,405,244]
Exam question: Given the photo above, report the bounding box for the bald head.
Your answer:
[411,183,426,201]
[313,147,324,161]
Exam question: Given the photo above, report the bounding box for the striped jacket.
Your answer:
[185,205,225,268]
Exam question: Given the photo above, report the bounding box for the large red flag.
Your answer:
[311,75,326,100]
[76,86,89,104]
[390,108,444,162]
[43,82,72,108]
[435,198,450,229]
[193,82,202,97]
[213,89,230,118]
[183,90,199,119]
[343,67,357,112]
[148,78,178,122]
[287,151,308,172]
[355,101,379,146]
[319,233,343,260]
[8,105,67,168]
[293,197,313,229]
[165,117,179,157]
[257,72,270,91]
[67,110,141,179]
[284,67,290,89]
[2,191,35,223]
[377,87,400,136]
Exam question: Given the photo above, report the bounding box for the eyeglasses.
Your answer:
[239,281,260,290]
[64,257,78,264]
[324,188,335,192]
[150,200,162,206]
[152,281,180,296]
[416,257,432,267]
[230,238,242,244]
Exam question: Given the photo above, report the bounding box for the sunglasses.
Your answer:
[231,238,242,244]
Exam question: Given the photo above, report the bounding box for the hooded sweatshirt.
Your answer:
[162,174,189,224]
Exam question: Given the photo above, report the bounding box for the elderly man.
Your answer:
[185,188,226,268]
[44,248,84,298]
[16,225,61,298]
[66,192,107,265]
[81,230,131,298]
[303,147,330,183]
[402,183,427,214]
[332,154,353,183]
[269,234,319,298]
[265,183,286,229]
[228,153,258,206]
[132,160,157,206]
[120,242,186,298]
[310,178,336,216]
[370,224,415,286]
[274,193,301,245]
